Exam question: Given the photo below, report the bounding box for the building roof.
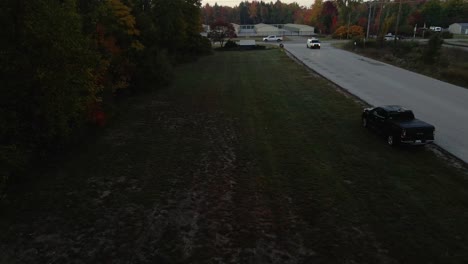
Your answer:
[451,22,468,26]
[284,23,315,31]
[255,23,281,33]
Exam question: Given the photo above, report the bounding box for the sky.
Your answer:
[201,0,314,8]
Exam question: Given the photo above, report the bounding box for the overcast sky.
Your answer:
[201,0,314,8]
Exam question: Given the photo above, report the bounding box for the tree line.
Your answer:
[202,0,468,35]
[0,0,211,188]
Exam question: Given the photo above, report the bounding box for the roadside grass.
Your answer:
[170,49,468,262]
[453,34,468,39]
[1,49,467,263]
[342,40,468,89]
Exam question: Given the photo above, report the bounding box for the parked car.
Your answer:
[383,34,399,41]
[306,38,321,49]
[263,35,283,42]
[362,105,435,146]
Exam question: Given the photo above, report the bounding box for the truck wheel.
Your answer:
[362,117,368,128]
[277,39,281,42]
[387,135,398,146]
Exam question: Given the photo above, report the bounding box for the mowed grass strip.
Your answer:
[172,49,468,263]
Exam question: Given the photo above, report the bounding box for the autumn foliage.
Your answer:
[333,25,364,39]
[0,0,211,188]
[208,20,236,47]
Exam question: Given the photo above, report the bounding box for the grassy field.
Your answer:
[1,49,467,263]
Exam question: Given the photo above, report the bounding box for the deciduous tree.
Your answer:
[208,20,236,47]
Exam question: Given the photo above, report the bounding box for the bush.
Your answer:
[393,41,420,56]
[255,45,266,50]
[422,34,444,64]
[441,31,453,39]
[363,39,378,48]
[224,40,238,49]
[333,25,364,39]
[186,34,213,56]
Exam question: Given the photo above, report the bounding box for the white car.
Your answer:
[263,35,283,42]
[306,38,321,49]
[384,34,399,41]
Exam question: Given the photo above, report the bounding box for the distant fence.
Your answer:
[237,30,314,37]
[201,30,316,38]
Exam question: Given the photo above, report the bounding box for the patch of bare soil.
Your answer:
[0,94,317,263]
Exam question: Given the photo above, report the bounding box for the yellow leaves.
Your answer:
[131,40,145,51]
[107,0,140,36]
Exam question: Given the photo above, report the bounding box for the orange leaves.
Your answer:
[333,25,364,39]
[349,25,365,37]
[333,26,348,38]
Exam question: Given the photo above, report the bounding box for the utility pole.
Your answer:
[366,2,372,40]
[394,0,402,44]
[347,12,351,39]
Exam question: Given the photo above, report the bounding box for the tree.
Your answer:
[442,0,468,27]
[421,0,442,27]
[249,1,259,24]
[408,10,424,29]
[208,20,236,47]
[202,3,215,25]
[1,0,212,190]
[0,0,99,184]
[309,0,323,26]
[320,1,339,34]
[422,33,443,64]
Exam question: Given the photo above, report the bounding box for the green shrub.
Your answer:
[363,39,378,48]
[422,30,433,39]
[441,31,453,39]
[422,34,444,64]
[186,34,213,56]
[224,40,238,49]
[393,41,420,56]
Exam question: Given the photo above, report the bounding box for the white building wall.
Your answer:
[448,23,461,34]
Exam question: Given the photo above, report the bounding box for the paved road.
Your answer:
[283,40,468,164]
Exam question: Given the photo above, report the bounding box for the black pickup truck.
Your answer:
[362,105,435,146]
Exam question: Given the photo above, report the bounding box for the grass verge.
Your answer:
[342,40,468,89]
